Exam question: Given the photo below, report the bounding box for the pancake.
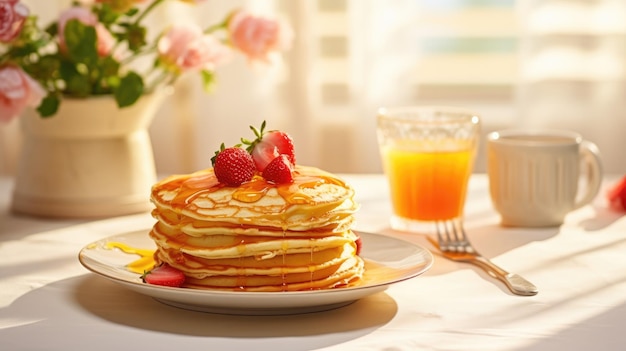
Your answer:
[149,165,364,291]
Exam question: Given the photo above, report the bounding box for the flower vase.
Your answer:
[11,90,168,218]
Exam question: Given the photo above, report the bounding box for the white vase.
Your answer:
[11,90,169,218]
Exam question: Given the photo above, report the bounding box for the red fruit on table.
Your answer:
[607,176,626,211]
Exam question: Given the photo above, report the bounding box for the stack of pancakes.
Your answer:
[149,165,364,291]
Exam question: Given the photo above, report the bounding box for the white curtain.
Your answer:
[288,0,626,173]
[289,0,522,173]
[517,0,626,173]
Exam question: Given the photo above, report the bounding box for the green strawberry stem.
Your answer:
[242,120,267,154]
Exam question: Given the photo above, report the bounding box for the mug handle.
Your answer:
[573,140,603,210]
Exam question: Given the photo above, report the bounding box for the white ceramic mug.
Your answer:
[487,130,602,227]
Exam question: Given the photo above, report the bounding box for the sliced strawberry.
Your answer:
[243,121,296,172]
[262,154,294,184]
[607,176,626,211]
[212,145,256,186]
[251,138,280,171]
[251,131,295,171]
[142,264,185,287]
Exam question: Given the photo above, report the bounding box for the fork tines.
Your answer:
[435,219,475,254]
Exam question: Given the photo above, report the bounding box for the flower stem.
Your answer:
[120,43,157,65]
[147,69,174,92]
[204,20,227,34]
[134,0,165,25]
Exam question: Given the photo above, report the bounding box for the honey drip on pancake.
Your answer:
[156,169,349,212]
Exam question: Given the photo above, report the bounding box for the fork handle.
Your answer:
[468,256,538,296]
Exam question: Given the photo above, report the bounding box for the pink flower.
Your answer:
[158,24,230,73]
[58,6,115,57]
[0,0,29,43]
[227,10,293,62]
[0,66,46,123]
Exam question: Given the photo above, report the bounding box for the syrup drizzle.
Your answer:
[105,242,155,274]
[154,167,349,213]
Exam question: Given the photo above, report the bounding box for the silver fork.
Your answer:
[431,219,538,296]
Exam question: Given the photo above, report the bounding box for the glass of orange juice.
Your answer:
[377,106,481,232]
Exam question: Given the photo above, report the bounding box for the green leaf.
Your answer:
[64,19,98,66]
[126,24,147,52]
[97,3,121,25]
[7,43,38,59]
[114,71,144,108]
[37,95,60,117]
[44,20,58,37]
[126,8,139,17]
[59,59,78,80]
[100,56,120,77]
[23,54,60,81]
[67,75,92,96]
[201,70,217,93]
[59,60,91,96]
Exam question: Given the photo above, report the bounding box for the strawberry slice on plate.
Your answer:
[142,264,185,287]
[607,176,626,211]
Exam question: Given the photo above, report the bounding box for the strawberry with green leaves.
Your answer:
[211,121,296,186]
[242,121,296,172]
[211,143,256,186]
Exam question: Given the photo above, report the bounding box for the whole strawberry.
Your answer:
[211,144,256,186]
[262,154,294,184]
[608,176,626,211]
[242,121,296,172]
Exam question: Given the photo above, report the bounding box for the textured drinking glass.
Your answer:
[377,106,481,232]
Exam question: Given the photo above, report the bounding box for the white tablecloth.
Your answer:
[1,174,626,351]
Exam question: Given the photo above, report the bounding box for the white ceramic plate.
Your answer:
[78,230,433,315]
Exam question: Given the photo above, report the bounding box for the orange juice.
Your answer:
[382,142,474,221]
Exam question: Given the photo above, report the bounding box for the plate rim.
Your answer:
[78,230,433,313]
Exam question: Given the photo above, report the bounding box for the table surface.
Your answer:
[1,173,626,351]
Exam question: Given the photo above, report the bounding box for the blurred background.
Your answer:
[1,0,625,175]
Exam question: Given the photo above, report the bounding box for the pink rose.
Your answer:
[158,24,230,73]
[58,6,115,57]
[227,10,293,62]
[0,0,29,43]
[0,66,46,123]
